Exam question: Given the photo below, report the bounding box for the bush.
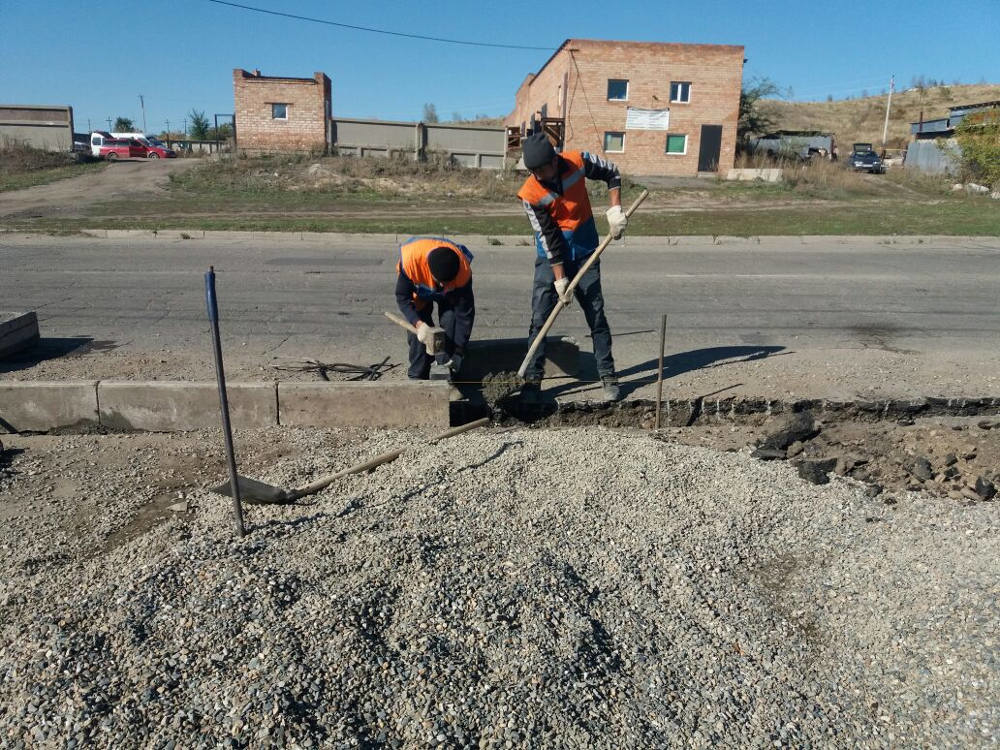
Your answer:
[955,110,1000,188]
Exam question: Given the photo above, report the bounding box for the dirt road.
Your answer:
[0,159,197,218]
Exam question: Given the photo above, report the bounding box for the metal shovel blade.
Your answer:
[211,475,295,505]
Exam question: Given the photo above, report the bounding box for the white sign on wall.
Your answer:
[625,107,670,131]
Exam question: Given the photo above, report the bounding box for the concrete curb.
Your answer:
[0,380,452,433]
[4,229,992,247]
[0,380,100,432]
[98,381,278,432]
[279,381,451,429]
[0,311,40,359]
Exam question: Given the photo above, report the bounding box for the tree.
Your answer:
[955,109,1000,188]
[422,103,439,123]
[113,117,135,132]
[738,77,781,146]
[188,109,211,140]
[452,112,464,123]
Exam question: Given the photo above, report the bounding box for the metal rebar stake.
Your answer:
[205,266,246,537]
[655,314,666,430]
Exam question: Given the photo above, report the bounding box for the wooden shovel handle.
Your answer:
[289,417,491,499]
[517,189,649,378]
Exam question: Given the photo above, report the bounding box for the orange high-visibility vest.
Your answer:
[516,151,594,232]
[396,236,473,307]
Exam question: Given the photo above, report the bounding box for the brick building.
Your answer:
[507,39,744,176]
[233,69,331,153]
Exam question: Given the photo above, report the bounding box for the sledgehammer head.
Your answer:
[429,362,451,381]
[425,329,447,355]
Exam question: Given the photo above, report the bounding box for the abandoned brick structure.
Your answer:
[233,69,331,154]
[507,39,744,176]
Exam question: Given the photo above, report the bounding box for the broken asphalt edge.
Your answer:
[2,379,1000,434]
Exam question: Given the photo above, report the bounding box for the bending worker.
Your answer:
[516,132,628,401]
[395,236,475,380]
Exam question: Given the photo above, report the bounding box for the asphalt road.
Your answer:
[3,232,999,399]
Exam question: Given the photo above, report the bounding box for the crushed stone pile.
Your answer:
[0,427,997,748]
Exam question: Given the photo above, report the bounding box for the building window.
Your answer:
[670,82,691,103]
[665,134,687,154]
[604,131,625,152]
[271,103,288,120]
[540,103,548,119]
[607,79,629,101]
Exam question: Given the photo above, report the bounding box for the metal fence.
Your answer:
[904,139,961,175]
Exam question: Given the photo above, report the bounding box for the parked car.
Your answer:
[141,141,176,159]
[98,138,146,160]
[850,147,886,174]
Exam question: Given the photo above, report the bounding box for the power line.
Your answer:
[205,0,555,51]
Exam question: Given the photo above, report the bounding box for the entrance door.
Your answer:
[697,125,723,172]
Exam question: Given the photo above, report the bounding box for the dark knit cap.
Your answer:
[521,132,557,169]
[428,246,460,282]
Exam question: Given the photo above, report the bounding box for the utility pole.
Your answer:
[87,118,91,132]
[139,94,147,133]
[106,117,112,130]
[881,74,894,153]
[183,117,187,136]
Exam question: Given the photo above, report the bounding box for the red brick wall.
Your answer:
[507,40,744,176]
[233,70,331,153]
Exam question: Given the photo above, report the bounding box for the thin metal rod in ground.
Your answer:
[205,266,245,537]
[516,189,650,378]
[655,314,666,430]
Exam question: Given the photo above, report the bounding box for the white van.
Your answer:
[90,131,112,156]
[111,132,151,147]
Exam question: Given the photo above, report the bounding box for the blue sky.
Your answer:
[1,0,997,135]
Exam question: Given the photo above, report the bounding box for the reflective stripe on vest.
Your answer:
[396,237,473,302]
[516,151,593,233]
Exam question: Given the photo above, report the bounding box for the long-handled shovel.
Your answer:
[516,189,649,378]
[211,417,490,504]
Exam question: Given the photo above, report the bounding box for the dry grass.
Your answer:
[169,151,520,201]
[0,142,79,172]
[762,83,1000,152]
[0,143,101,191]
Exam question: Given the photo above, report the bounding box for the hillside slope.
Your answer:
[762,83,1000,151]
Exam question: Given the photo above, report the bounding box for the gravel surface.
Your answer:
[0,427,997,748]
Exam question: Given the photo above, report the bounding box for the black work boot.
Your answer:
[601,375,621,402]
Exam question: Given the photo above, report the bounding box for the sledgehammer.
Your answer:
[384,311,446,354]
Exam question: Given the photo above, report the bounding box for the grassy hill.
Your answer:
[761,83,1000,152]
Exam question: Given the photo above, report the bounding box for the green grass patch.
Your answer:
[0,157,104,191]
[6,196,998,236]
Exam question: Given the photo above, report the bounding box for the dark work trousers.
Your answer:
[523,256,615,382]
[407,300,457,379]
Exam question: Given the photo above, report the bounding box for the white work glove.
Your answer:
[416,324,445,355]
[606,205,627,239]
[553,276,572,306]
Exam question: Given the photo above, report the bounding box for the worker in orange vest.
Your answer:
[395,236,475,379]
[517,132,628,401]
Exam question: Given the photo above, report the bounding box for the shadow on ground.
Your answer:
[0,337,117,373]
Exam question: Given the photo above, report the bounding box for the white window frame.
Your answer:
[271,103,289,120]
[604,131,625,153]
[665,133,688,155]
[607,79,629,102]
[670,81,692,104]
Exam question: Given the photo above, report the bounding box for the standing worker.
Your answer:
[517,132,628,401]
[395,236,475,380]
